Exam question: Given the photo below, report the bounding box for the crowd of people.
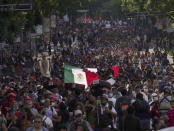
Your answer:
[0,18,174,131]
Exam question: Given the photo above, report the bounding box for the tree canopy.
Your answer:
[121,0,174,20]
[0,0,89,43]
[1,0,174,43]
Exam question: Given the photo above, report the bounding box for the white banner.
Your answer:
[39,57,50,78]
[63,14,69,22]
[107,78,115,85]
[35,25,43,35]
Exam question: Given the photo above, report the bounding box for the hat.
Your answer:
[36,85,43,89]
[8,93,16,97]
[152,93,157,97]
[50,94,58,102]
[25,96,31,100]
[74,110,82,116]
[101,94,108,100]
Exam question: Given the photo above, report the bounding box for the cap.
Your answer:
[74,110,82,116]
[101,94,108,100]
[152,93,157,97]
[8,93,16,97]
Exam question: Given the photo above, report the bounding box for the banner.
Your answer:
[39,55,51,78]
[35,25,43,35]
[63,14,69,22]
[107,78,115,85]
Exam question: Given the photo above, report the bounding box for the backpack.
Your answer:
[42,117,47,128]
[133,99,149,113]
[120,101,129,112]
[116,97,131,118]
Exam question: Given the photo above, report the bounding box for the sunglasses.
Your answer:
[35,121,41,123]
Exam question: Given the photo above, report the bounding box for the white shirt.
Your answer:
[108,97,116,107]
[47,107,57,115]
[45,106,57,119]
[43,115,53,128]
[100,103,117,128]
[141,92,148,102]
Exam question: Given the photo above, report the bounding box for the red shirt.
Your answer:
[141,64,145,70]
[15,112,22,119]
[167,109,174,126]
[150,101,160,118]
[1,102,10,116]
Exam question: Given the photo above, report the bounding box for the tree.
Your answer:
[103,0,122,18]
[87,0,122,19]
[0,0,98,43]
[0,0,60,43]
[121,0,174,20]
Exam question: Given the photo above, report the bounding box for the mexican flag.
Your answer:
[64,65,99,88]
[111,66,119,78]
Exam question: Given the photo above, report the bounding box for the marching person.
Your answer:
[97,94,117,130]
[26,115,49,131]
[67,110,93,131]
